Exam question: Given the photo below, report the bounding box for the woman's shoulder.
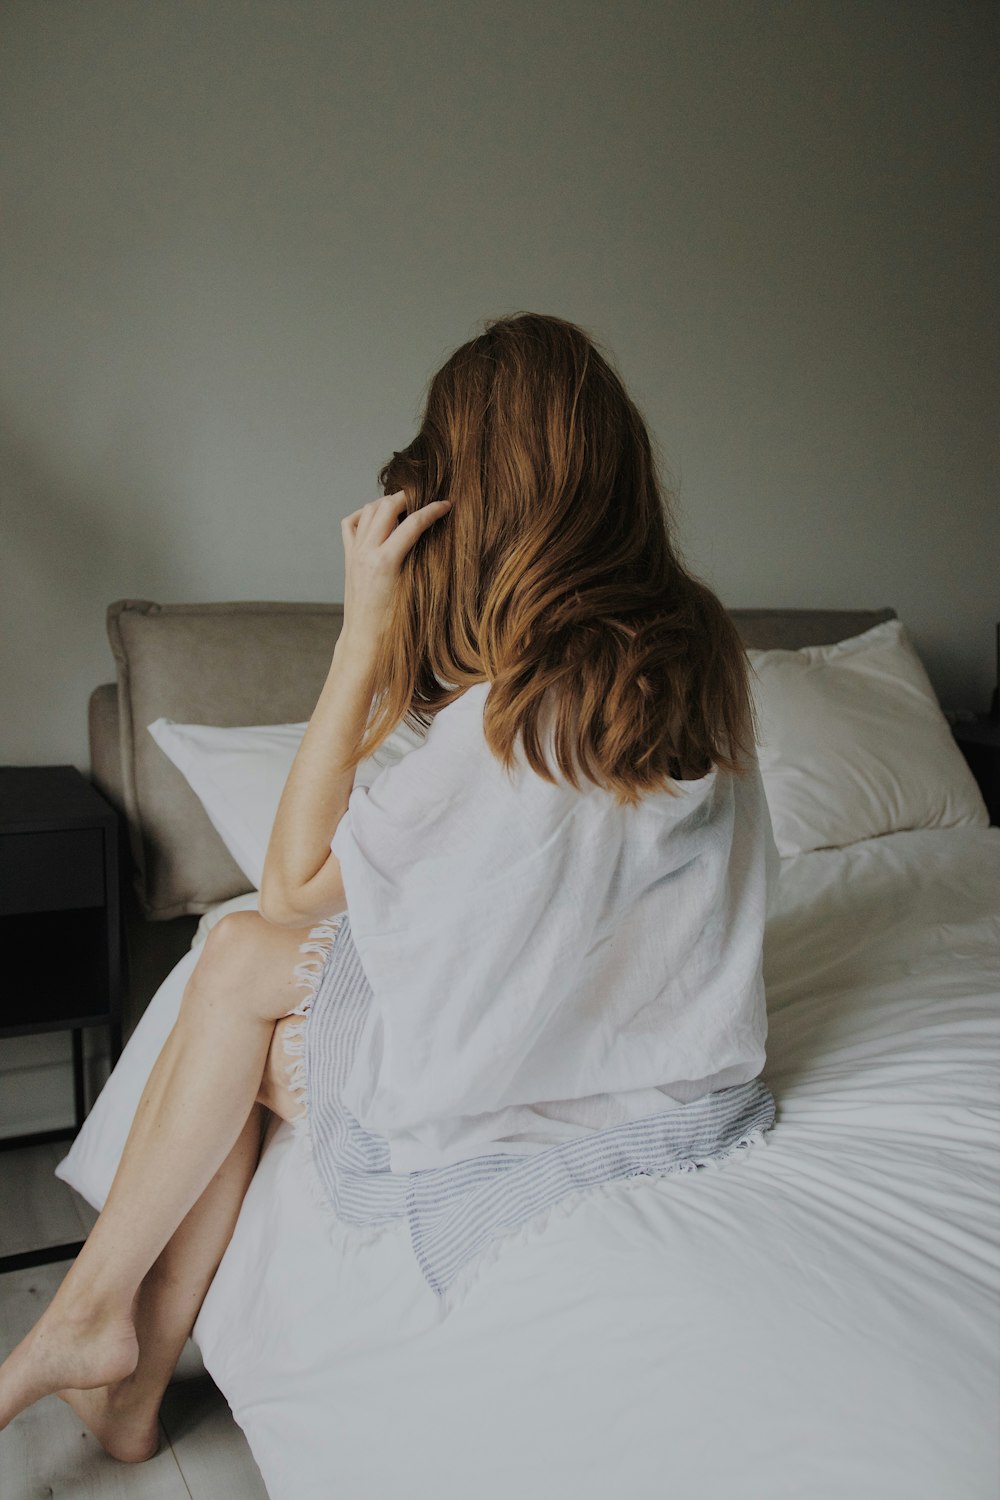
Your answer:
[351,681,485,785]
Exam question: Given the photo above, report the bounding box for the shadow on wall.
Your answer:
[0,413,182,767]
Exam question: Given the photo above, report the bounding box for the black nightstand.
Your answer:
[948,714,1000,827]
[0,766,125,1272]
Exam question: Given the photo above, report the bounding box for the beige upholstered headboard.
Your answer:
[89,599,899,923]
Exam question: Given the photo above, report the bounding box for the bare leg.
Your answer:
[0,910,334,1433]
[57,1019,304,1463]
[57,1103,270,1462]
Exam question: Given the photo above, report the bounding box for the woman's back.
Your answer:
[333,679,780,1173]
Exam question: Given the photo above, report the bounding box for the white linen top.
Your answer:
[331,679,780,1174]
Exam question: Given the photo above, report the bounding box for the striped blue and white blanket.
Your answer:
[282,913,776,1305]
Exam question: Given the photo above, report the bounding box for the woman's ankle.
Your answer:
[105,1366,169,1413]
[47,1276,135,1333]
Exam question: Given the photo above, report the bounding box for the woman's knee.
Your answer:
[185,908,317,1024]
[195,910,267,985]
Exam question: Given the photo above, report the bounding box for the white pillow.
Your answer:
[147,716,427,889]
[747,618,989,856]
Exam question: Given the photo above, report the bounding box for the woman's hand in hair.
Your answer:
[339,490,452,660]
[262,485,452,922]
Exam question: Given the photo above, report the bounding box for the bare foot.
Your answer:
[57,1380,161,1464]
[0,1304,139,1432]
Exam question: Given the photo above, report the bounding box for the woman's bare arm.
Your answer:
[257,634,377,927]
[258,491,454,928]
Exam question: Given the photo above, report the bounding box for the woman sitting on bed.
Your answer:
[0,310,777,1462]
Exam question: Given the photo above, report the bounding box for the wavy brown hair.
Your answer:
[340,311,759,807]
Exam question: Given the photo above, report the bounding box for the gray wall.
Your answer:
[2,0,998,770]
[0,1,997,1132]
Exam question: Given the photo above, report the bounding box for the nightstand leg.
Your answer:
[71,1028,86,1129]
[0,1241,84,1275]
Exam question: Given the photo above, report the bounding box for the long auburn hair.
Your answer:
[340,311,759,808]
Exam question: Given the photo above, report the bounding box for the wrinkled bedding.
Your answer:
[59,827,1000,1499]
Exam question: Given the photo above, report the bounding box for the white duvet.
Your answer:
[57,826,1000,1500]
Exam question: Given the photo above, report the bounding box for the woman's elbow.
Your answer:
[258,865,348,929]
[257,881,308,928]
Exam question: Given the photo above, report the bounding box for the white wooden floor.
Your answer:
[0,1142,269,1499]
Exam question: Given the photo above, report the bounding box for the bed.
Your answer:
[56,600,1000,1499]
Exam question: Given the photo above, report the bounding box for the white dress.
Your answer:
[332,679,780,1174]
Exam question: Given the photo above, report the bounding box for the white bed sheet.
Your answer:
[59,826,1000,1499]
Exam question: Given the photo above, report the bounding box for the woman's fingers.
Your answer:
[343,492,407,544]
[363,491,442,550]
[380,497,453,564]
[342,491,453,563]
